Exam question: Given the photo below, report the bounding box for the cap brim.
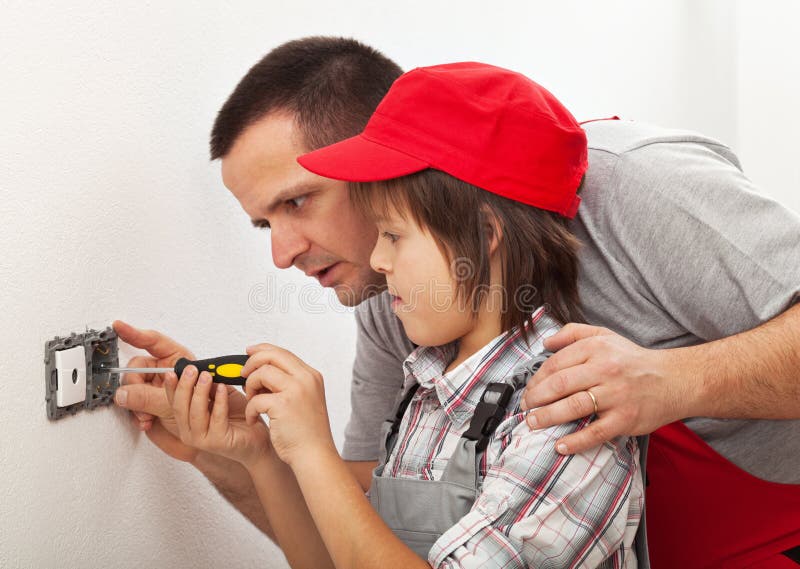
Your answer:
[297,134,429,182]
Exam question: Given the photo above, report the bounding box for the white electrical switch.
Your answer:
[55,346,87,407]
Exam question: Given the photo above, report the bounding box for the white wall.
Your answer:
[736,0,800,213]
[1,2,796,567]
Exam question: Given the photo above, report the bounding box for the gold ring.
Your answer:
[586,389,599,415]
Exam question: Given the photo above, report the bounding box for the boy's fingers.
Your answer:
[245,365,292,399]
[242,345,310,377]
[209,383,229,434]
[245,393,277,425]
[188,371,214,437]
[164,372,178,407]
[173,366,199,436]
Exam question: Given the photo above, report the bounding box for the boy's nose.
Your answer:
[370,242,391,274]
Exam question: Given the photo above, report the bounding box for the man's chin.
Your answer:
[331,279,387,307]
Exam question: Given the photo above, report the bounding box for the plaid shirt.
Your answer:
[383,308,644,568]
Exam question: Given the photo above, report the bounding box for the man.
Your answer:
[114,37,800,567]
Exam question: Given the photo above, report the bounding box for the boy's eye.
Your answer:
[381,231,399,243]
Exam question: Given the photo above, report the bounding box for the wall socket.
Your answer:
[44,327,120,421]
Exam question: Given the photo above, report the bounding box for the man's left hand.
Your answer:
[521,323,688,454]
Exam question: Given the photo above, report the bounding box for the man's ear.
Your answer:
[480,205,504,256]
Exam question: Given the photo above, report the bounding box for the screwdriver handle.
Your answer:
[174,355,249,386]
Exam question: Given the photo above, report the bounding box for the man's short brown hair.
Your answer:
[210,36,402,158]
[351,170,584,334]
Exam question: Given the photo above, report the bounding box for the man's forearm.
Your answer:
[247,453,335,569]
[675,303,800,419]
[191,451,275,539]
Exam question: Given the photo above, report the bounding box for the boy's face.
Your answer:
[221,113,385,306]
[370,207,476,346]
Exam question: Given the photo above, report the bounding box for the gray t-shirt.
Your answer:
[343,119,800,484]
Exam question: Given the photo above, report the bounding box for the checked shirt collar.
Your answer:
[401,307,550,428]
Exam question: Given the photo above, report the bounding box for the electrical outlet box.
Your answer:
[44,326,120,421]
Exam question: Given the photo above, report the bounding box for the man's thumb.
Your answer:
[115,383,172,417]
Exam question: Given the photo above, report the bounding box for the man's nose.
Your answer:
[270,227,310,270]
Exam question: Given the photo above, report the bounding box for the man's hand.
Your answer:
[112,320,201,462]
[242,344,337,470]
[521,324,688,455]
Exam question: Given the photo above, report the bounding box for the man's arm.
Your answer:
[191,450,275,538]
[521,138,800,454]
[523,302,800,453]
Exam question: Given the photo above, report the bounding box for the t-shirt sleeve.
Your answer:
[428,416,643,568]
[602,141,800,341]
[342,292,415,461]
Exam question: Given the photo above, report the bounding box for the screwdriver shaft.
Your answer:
[99,367,174,374]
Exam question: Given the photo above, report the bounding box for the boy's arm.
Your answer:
[290,448,430,569]
[241,344,422,569]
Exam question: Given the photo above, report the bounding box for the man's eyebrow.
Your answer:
[250,183,322,229]
[265,183,320,214]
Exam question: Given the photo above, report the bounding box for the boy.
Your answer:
[234,63,642,568]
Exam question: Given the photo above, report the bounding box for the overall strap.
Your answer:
[440,382,516,488]
[462,382,516,452]
[383,383,421,459]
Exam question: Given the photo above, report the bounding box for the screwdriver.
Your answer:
[99,355,250,386]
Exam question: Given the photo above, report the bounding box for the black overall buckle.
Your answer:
[463,383,514,452]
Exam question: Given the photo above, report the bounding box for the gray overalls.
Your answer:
[368,366,652,567]
[369,381,514,558]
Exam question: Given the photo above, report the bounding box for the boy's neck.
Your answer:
[444,308,502,373]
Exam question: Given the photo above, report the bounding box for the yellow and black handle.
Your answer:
[174,355,249,386]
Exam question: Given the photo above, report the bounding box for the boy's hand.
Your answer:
[165,366,271,470]
[242,344,336,469]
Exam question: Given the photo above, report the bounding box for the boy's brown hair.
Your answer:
[351,169,584,334]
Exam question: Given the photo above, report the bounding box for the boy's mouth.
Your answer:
[389,293,404,310]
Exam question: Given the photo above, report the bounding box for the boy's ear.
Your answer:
[480,205,504,256]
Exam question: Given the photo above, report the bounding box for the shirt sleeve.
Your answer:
[602,141,800,341]
[428,416,643,569]
[342,292,415,461]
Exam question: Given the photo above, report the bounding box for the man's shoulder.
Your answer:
[584,119,735,159]
[577,119,748,226]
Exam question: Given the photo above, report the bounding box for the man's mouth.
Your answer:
[310,263,340,286]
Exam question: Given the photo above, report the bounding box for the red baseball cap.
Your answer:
[297,62,587,218]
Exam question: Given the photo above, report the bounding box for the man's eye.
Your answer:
[382,231,399,243]
[288,196,308,208]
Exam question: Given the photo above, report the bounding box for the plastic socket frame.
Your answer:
[44,326,120,421]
